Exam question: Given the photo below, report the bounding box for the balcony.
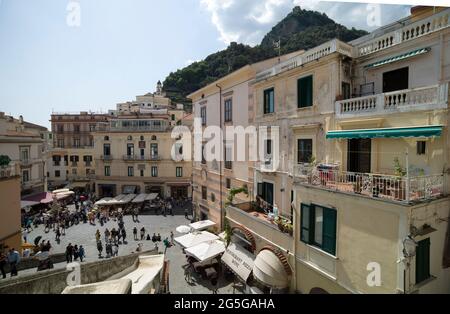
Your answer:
[226,202,293,248]
[293,165,445,205]
[68,174,95,181]
[336,84,449,118]
[355,9,450,57]
[255,39,353,82]
[0,164,19,179]
[123,155,161,162]
[100,155,113,161]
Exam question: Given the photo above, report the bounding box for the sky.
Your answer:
[0,0,412,128]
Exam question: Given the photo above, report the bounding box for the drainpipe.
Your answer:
[216,84,224,231]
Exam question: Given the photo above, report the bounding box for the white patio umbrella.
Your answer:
[176,225,191,234]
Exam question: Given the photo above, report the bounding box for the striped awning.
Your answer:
[364,47,431,69]
[327,125,443,139]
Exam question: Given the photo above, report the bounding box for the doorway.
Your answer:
[347,139,371,173]
[383,67,409,93]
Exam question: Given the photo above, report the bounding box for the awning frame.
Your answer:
[327,125,443,140]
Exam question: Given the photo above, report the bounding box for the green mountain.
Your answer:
[163,7,368,108]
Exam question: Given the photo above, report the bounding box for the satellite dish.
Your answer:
[402,236,417,258]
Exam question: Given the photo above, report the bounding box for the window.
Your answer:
[150,144,158,159]
[151,166,158,177]
[211,193,216,202]
[383,67,409,93]
[57,125,64,133]
[225,146,232,170]
[55,170,61,178]
[74,125,80,133]
[201,144,207,164]
[151,135,157,141]
[300,204,337,256]
[202,186,207,200]
[53,155,61,166]
[224,99,233,122]
[257,182,274,206]
[298,75,313,108]
[20,147,29,162]
[140,169,144,177]
[22,170,29,183]
[127,135,133,141]
[263,88,274,114]
[176,167,183,177]
[171,114,176,121]
[89,124,96,132]
[140,136,144,141]
[73,138,81,148]
[103,144,111,156]
[127,143,134,157]
[201,107,207,126]
[342,82,351,100]
[84,156,93,166]
[417,141,426,155]
[104,136,110,141]
[72,168,77,175]
[226,178,231,189]
[104,166,111,177]
[416,238,431,284]
[49,134,53,140]
[298,139,313,163]
[57,139,64,148]
[128,166,134,177]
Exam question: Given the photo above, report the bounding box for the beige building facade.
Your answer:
[225,7,450,294]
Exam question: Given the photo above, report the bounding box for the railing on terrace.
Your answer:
[355,8,450,57]
[123,155,161,161]
[0,164,18,178]
[293,165,444,204]
[96,123,169,133]
[255,39,353,82]
[100,155,113,161]
[336,84,449,117]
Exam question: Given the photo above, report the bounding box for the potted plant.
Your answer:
[284,223,294,236]
[393,157,407,200]
[0,155,11,168]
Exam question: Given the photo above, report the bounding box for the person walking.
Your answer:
[121,228,127,243]
[73,245,79,261]
[133,227,138,241]
[112,243,119,257]
[140,227,146,241]
[0,251,7,279]
[95,229,101,242]
[184,208,189,220]
[55,227,61,242]
[78,245,85,262]
[134,208,140,223]
[170,231,175,246]
[65,243,74,263]
[7,248,20,277]
[97,240,103,258]
[22,228,29,243]
[104,228,110,242]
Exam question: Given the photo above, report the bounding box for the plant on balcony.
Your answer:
[0,155,11,168]
[393,157,407,177]
[275,217,294,236]
[225,185,249,207]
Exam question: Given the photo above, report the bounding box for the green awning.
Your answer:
[364,47,431,69]
[327,125,443,139]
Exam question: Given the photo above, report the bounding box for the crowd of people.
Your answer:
[0,192,192,280]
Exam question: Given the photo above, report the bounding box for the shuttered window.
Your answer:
[263,88,275,114]
[416,238,431,284]
[298,75,313,108]
[300,203,337,256]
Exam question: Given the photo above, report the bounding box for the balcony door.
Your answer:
[347,139,371,174]
[383,67,409,93]
[127,144,134,157]
[258,182,274,206]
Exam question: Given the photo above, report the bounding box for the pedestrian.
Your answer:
[22,228,29,243]
[55,227,61,242]
[184,208,189,219]
[211,277,218,294]
[105,241,112,258]
[157,233,162,242]
[44,241,52,252]
[134,208,139,223]
[95,229,101,242]
[111,228,117,243]
[65,243,74,263]
[7,248,20,277]
[140,227,146,241]
[112,243,119,257]
[97,240,103,258]
[104,228,110,242]
[152,233,157,243]
[0,251,7,279]
[170,231,175,246]
[73,245,79,261]
[78,245,85,262]
[121,228,127,243]
[133,227,138,241]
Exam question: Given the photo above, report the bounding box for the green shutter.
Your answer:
[298,76,313,108]
[416,238,431,284]
[300,204,311,244]
[322,208,337,255]
[257,183,263,197]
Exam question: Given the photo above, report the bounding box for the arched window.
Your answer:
[140,136,144,141]
[127,135,133,141]
[151,135,157,141]
[104,136,109,141]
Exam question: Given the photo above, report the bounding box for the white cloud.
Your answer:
[201,0,411,46]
